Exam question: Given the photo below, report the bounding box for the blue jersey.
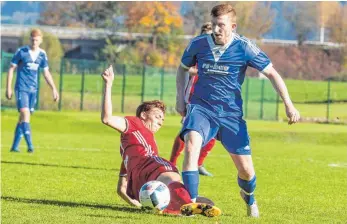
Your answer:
[11,46,49,92]
[181,33,272,117]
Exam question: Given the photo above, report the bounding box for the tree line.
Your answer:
[32,2,346,72]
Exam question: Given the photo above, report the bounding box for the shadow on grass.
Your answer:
[85,214,141,220]
[1,160,118,172]
[1,196,144,214]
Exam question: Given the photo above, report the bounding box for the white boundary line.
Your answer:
[328,163,347,168]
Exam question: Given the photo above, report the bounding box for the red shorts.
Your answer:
[126,156,179,200]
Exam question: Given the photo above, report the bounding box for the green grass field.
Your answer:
[2,72,347,123]
[1,111,346,223]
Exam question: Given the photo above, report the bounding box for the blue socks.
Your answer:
[238,175,256,205]
[182,170,199,202]
[21,122,34,150]
[11,123,23,150]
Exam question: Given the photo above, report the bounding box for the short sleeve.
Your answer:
[123,116,141,134]
[40,52,49,69]
[11,49,22,66]
[244,40,272,72]
[119,162,127,177]
[181,38,199,69]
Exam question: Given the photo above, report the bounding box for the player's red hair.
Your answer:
[136,100,166,117]
[211,4,237,23]
[30,28,43,37]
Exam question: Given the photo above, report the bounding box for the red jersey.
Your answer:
[119,116,160,176]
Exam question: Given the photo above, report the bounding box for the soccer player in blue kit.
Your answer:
[6,28,59,153]
[176,4,300,217]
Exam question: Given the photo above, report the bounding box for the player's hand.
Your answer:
[285,105,300,125]
[6,88,12,100]
[131,199,142,208]
[52,89,59,102]
[101,65,114,84]
[188,67,198,77]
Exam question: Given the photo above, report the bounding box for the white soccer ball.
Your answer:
[139,180,171,211]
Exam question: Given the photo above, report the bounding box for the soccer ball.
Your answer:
[139,180,170,211]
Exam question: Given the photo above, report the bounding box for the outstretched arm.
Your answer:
[43,68,59,101]
[263,66,300,124]
[101,65,127,132]
[176,64,190,116]
[117,176,142,207]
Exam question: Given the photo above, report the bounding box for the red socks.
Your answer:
[198,138,216,167]
[169,134,185,166]
[163,181,191,215]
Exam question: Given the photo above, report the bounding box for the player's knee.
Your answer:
[184,141,198,155]
[169,173,181,183]
[184,132,203,154]
[19,109,30,122]
[157,172,181,185]
[238,167,255,180]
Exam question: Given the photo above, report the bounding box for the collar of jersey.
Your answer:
[26,45,41,63]
[207,33,234,62]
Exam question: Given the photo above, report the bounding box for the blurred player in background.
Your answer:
[100,65,221,217]
[6,28,59,153]
[170,22,216,177]
[176,4,300,217]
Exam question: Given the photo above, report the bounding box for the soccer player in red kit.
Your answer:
[100,65,221,217]
[170,22,216,177]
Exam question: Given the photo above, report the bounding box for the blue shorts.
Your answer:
[180,104,251,155]
[15,90,37,113]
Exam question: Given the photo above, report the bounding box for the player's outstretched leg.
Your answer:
[180,203,221,217]
[158,172,220,217]
[162,181,192,215]
[169,134,185,166]
[238,175,259,218]
[10,122,23,152]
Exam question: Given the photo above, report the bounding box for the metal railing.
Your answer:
[1,51,346,124]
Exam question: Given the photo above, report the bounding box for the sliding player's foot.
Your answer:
[196,196,215,206]
[180,203,221,217]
